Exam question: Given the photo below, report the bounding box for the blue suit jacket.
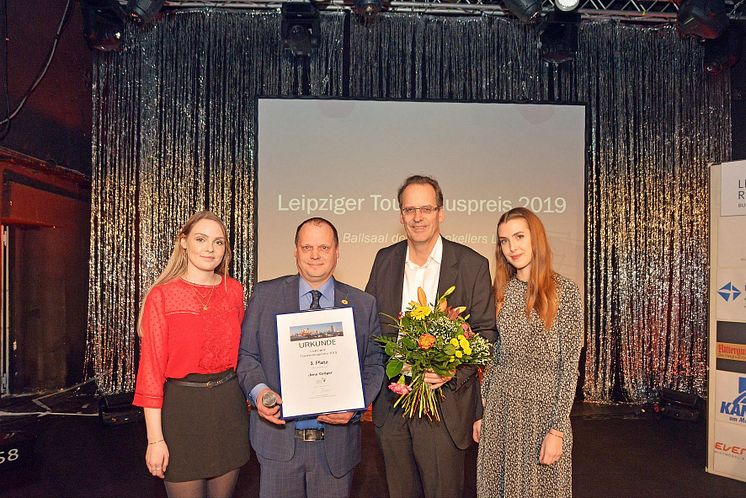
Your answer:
[237,275,384,478]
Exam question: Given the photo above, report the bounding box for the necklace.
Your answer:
[185,278,218,311]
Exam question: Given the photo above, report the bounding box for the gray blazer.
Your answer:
[365,238,498,450]
[237,275,384,478]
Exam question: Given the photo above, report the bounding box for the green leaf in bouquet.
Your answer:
[386,359,404,379]
[432,365,453,377]
[401,335,416,349]
[384,342,397,356]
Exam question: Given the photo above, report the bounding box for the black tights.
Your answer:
[164,468,240,498]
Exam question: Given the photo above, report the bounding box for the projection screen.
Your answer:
[257,99,585,292]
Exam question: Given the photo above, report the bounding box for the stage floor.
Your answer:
[1,388,745,497]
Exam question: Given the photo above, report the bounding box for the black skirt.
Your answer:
[161,370,250,482]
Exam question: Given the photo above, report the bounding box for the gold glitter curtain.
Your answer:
[87,11,730,400]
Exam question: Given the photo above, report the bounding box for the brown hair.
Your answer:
[397,175,444,208]
[137,211,231,336]
[494,207,558,330]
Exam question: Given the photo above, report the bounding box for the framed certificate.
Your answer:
[275,307,365,419]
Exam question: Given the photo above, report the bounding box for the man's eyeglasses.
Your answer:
[400,206,440,216]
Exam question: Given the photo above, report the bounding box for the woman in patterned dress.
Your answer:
[473,207,583,498]
[133,211,250,497]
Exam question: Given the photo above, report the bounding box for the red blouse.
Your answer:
[133,276,245,409]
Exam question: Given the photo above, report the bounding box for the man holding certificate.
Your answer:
[237,217,384,498]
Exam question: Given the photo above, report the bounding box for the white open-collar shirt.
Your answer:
[401,235,443,313]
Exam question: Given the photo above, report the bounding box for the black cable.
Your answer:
[0,0,74,137]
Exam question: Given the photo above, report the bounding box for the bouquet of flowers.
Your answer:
[376,286,493,421]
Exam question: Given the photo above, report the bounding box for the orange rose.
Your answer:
[418,333,436,350]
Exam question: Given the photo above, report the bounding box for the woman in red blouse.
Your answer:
[133,211,250,497]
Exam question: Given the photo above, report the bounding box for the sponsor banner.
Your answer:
[710,162,746,482]
[715,371,746,427]
[716,322,746,373]
[721,159,746,217]
[718,342,746,362]
[713,421,746,480]
[716,270,746,323]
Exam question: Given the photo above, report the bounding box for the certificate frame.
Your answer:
[276,307,365,419]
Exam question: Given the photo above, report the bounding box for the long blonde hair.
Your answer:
[494,207,558,330]
[137,211,232,336]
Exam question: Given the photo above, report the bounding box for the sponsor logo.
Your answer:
[717,342,746,362]
[714,442,746,456]
[720,377,746,422]
[719,282,743,302]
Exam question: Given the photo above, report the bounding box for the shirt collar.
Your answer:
[405,235,443,268]
[298,275,335,299]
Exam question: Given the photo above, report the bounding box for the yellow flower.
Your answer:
[463,345,472,355]
[450,338,460,347]
[455,351,463,358]
[458,334,465,341]
[449,356,455,361]
[459,338,470,349]
[410,305,432,320]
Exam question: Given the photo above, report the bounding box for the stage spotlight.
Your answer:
[503,0,542,22]
[354,0,385,19]
[555,0,580,12]
[81,0,126,52]
[677,0,729,40]
[127,0,165,23]
[704,27,742,74]
[539,11,580,64]
[281,2,321,57]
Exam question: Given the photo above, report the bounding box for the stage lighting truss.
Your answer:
[135,0,746,22]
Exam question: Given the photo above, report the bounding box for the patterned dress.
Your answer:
[477,274,583,498]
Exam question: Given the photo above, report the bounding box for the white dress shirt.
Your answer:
[401,235,443,313]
